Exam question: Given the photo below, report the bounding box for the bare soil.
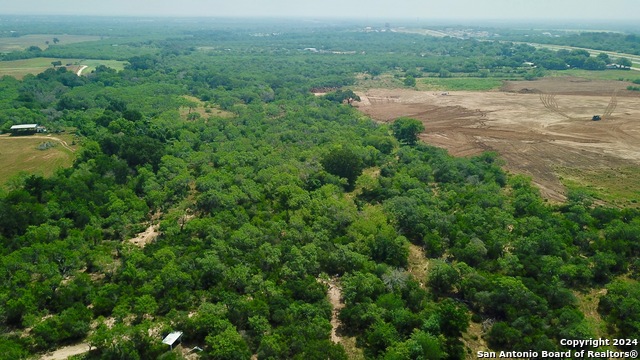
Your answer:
[128,224,160,248]
[318,277,345,344]
[40,342,91,360]
[355,77,640,202]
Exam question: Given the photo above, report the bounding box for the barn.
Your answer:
[9,124,46,135]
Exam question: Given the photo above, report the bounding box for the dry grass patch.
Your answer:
[340,336,365,360]
[461,320,489,360]
[0,34,102,53]
[179,95,234,120]
[572,288,608,339]
[407,244,429,287]
[556,166,640,208]
[0,134,76,187]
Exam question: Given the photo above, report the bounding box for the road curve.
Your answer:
[0,134,76,152]
[76,65,88,76]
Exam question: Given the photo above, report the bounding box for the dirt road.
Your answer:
[0,134,75,152]
[76,65,88,76]
[318,278,345,344]
[41,343,91,360]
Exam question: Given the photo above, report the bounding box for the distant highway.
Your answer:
[394,28,640,70]
[518,42,640,70]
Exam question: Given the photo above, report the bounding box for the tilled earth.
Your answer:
[355,77,640,202]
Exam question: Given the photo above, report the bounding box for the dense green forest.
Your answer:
[0,17,639,359]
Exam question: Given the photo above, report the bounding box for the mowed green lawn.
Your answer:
[0,58,127,79]
[0,34,102,53]
[0,135,76,187]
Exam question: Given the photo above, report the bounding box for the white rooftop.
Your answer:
[10,124,38,130]
[162,331,183,346]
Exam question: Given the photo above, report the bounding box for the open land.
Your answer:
[0,58,126,79]
[0,134,77,187]
[355,76,640,204]
[0,34,103,53]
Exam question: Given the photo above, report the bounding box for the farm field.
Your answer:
[417,77,506,91]
[0,134,77,187]
[0,57,126,78]
[0,34,102,53]
[355,76,640,204]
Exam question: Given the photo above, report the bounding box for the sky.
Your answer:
[1,0,638,20]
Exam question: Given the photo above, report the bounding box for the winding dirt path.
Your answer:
[76,65,88,76]
[40,342,91,360]
[318,278,344,343]
[0,134,75,152]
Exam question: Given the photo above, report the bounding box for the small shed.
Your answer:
[162,331,183,350]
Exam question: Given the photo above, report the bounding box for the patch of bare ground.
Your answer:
[355,78,640,203]
[573,288,608,338]
[341,336,366,360]
[407,244,429,288]
[318,277,365,359]
[318,277,345,344]
[128,223,160,248]
[461,321,489,360]
[40,342,91,360]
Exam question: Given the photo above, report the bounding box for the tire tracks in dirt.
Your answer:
[0,135,76,152]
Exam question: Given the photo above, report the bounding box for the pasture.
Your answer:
[0,34,102,53]
[0,134,77,187]
[0,58,126,79]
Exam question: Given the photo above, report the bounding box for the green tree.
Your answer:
[617,57,633,69]
[391,117,424,145]
[206,327,252,360]
[321,147,364,190]
[583,57,606,70]
[403,76,416,87]
[428,260,460,297]
[596,52,610,64]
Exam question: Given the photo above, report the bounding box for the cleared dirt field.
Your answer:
[355,77,640,203]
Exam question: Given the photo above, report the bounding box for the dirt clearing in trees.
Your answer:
[355,77,640,203]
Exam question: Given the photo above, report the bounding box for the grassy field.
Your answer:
[179,95,234,120]
[0,58,127,79]
[556,166,640,208]
[74,59,127,73]
[547,69,640,82]
[417,77,506,91]
[0,134,77,187]
[0,34,102,53]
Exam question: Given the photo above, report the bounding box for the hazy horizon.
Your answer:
[2,0,638,21]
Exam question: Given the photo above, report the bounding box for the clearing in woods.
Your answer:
[355,76,640,204]
[179,95,234,120]
[40,342,91,360]
[0,134,77,187]
[0,58,127,79]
